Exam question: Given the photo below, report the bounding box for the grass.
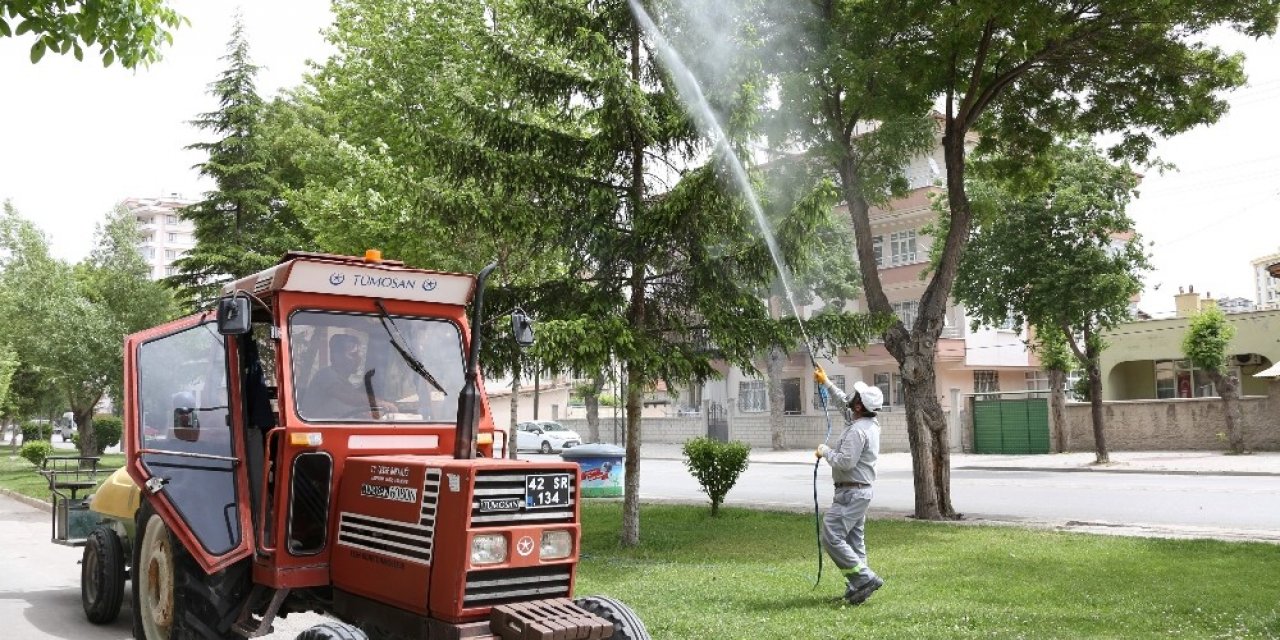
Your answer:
[576,503,1280,640]
[0,450,125,501]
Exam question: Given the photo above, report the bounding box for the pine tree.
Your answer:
[169,14,276,305]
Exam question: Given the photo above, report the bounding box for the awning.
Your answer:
[1254,361,1280,378]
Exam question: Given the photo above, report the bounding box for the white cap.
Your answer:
[851,381,884,412]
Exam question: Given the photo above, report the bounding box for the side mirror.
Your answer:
[512,308,535,348]
[217,295,252,336]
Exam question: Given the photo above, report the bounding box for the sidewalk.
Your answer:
[638,443,1280,477]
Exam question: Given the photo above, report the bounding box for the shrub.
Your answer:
[681,437,751,516]
[70,415,124,454]
[20,421,48,443]
[20,440,55,468]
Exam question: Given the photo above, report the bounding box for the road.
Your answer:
[619,456,1280,540]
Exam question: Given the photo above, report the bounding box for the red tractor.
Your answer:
[69,251,647,640]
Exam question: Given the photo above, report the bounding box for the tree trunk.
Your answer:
[621,363,642,547]
[1085,354,1108,464]
[1049,369,1068,453]
[74,405,96,457]
[508,370,519,459]
[585,371,604,444]
[900,355,956,519]
[1206,369,1246,454]
[766,346,786,450]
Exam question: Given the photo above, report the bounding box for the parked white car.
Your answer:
[515,420,582,454]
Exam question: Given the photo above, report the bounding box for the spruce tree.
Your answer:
[169,14,275,305]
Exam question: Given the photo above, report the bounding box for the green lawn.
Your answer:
[0,451,125,501]
[576,503,1280,639]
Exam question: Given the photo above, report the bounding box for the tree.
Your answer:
[0,203,173,455]
[954,142,1150,464]
[0,343,17,445]
[1,0,185,66]
[768,0,1277,518]
[1183,307,1246,454]
[1033,327,1074,453]
[170,15,310,306]
[298,0,881,547]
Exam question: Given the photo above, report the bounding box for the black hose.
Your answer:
[811,361,834,590]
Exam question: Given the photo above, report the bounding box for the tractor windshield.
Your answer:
[289,311,466,423]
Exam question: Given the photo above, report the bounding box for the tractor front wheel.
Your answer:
[294,621,369,640]
[132,501,250,639]
[82,525,126,624]
[575,596,650,640]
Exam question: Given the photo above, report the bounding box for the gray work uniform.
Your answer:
[819,378,880,576]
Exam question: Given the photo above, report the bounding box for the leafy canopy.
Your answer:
[1,0,185,66]
[1183,306,1235,374]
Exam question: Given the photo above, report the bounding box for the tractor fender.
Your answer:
[89,467,141,524]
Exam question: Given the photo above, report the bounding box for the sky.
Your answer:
[0,4,1277,316]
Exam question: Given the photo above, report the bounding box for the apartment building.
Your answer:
[1251,251,1280,309]
[700,142,1041,424]
[122,195,196,280]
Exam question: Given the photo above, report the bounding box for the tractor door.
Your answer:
[125,314,254,573]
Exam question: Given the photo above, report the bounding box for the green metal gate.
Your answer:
[972,394,1050,454]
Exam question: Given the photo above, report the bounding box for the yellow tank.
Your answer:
[89,466,141,523]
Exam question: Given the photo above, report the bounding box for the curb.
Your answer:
[956,465,1280,478]
[0,488,52,513]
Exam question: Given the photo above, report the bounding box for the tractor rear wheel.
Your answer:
[294,621,369,640]
[82,525,126,624]
[132,501,250,639]
[575,596,650,640]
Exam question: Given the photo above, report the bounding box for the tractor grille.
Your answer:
[470,471,576,527]
[336,512,432,565]
[335,469,441,565]
[463,565,572,609]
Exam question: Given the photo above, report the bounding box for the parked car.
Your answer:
[515,420,582,454]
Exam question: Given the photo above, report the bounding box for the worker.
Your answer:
[814,364,885,605]
[303,333,396,420]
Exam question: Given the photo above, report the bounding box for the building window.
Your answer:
[997,313,1018,331]
[890,230,917,266]
[165,215,178,225]
[142,247,155,260]
[870,373,890,407]
[164,249,176,260]
[974,370,999,395]
[738,380,767,413]
[1153,359,1239,399]
[891,301,918,329]
[783,378,802,415]
[167,232,178,243]
[872,236,884,267]
[165,265,178,277]
[1025,370,1050,391]
[813,375,845,410]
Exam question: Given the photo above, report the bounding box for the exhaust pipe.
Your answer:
[454,261,498,460]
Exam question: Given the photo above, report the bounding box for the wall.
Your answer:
[562,410,925,453]
[1060,384,1280,451]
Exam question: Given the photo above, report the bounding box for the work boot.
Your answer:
[844,572,884,605]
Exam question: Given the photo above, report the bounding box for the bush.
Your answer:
[20,421,48,443]
[20,440,55,467]
[70,415,124,454]
[681,437,751,517]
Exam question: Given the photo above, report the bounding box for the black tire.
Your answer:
[575,596,650,640]
[294,621,369,640]
[540,441,553,454]
[132,500,251,639]
[82,525,127,624]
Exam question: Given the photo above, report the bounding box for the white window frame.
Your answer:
[891,301,919,329]
[974,370,999,395]
[813,375,845,410]
[738,380,767,413]
[890,230,917,266]
[1025,370,1050,392]
[872,235,884,267]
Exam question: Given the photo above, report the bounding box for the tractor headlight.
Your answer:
[471,534,507,566]
[540,530,573,560]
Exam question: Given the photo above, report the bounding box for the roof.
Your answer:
[222,252,476,305]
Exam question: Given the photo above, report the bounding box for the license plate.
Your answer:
[525,473,571,509]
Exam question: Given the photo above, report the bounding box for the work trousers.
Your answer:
[822,486,874,575]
